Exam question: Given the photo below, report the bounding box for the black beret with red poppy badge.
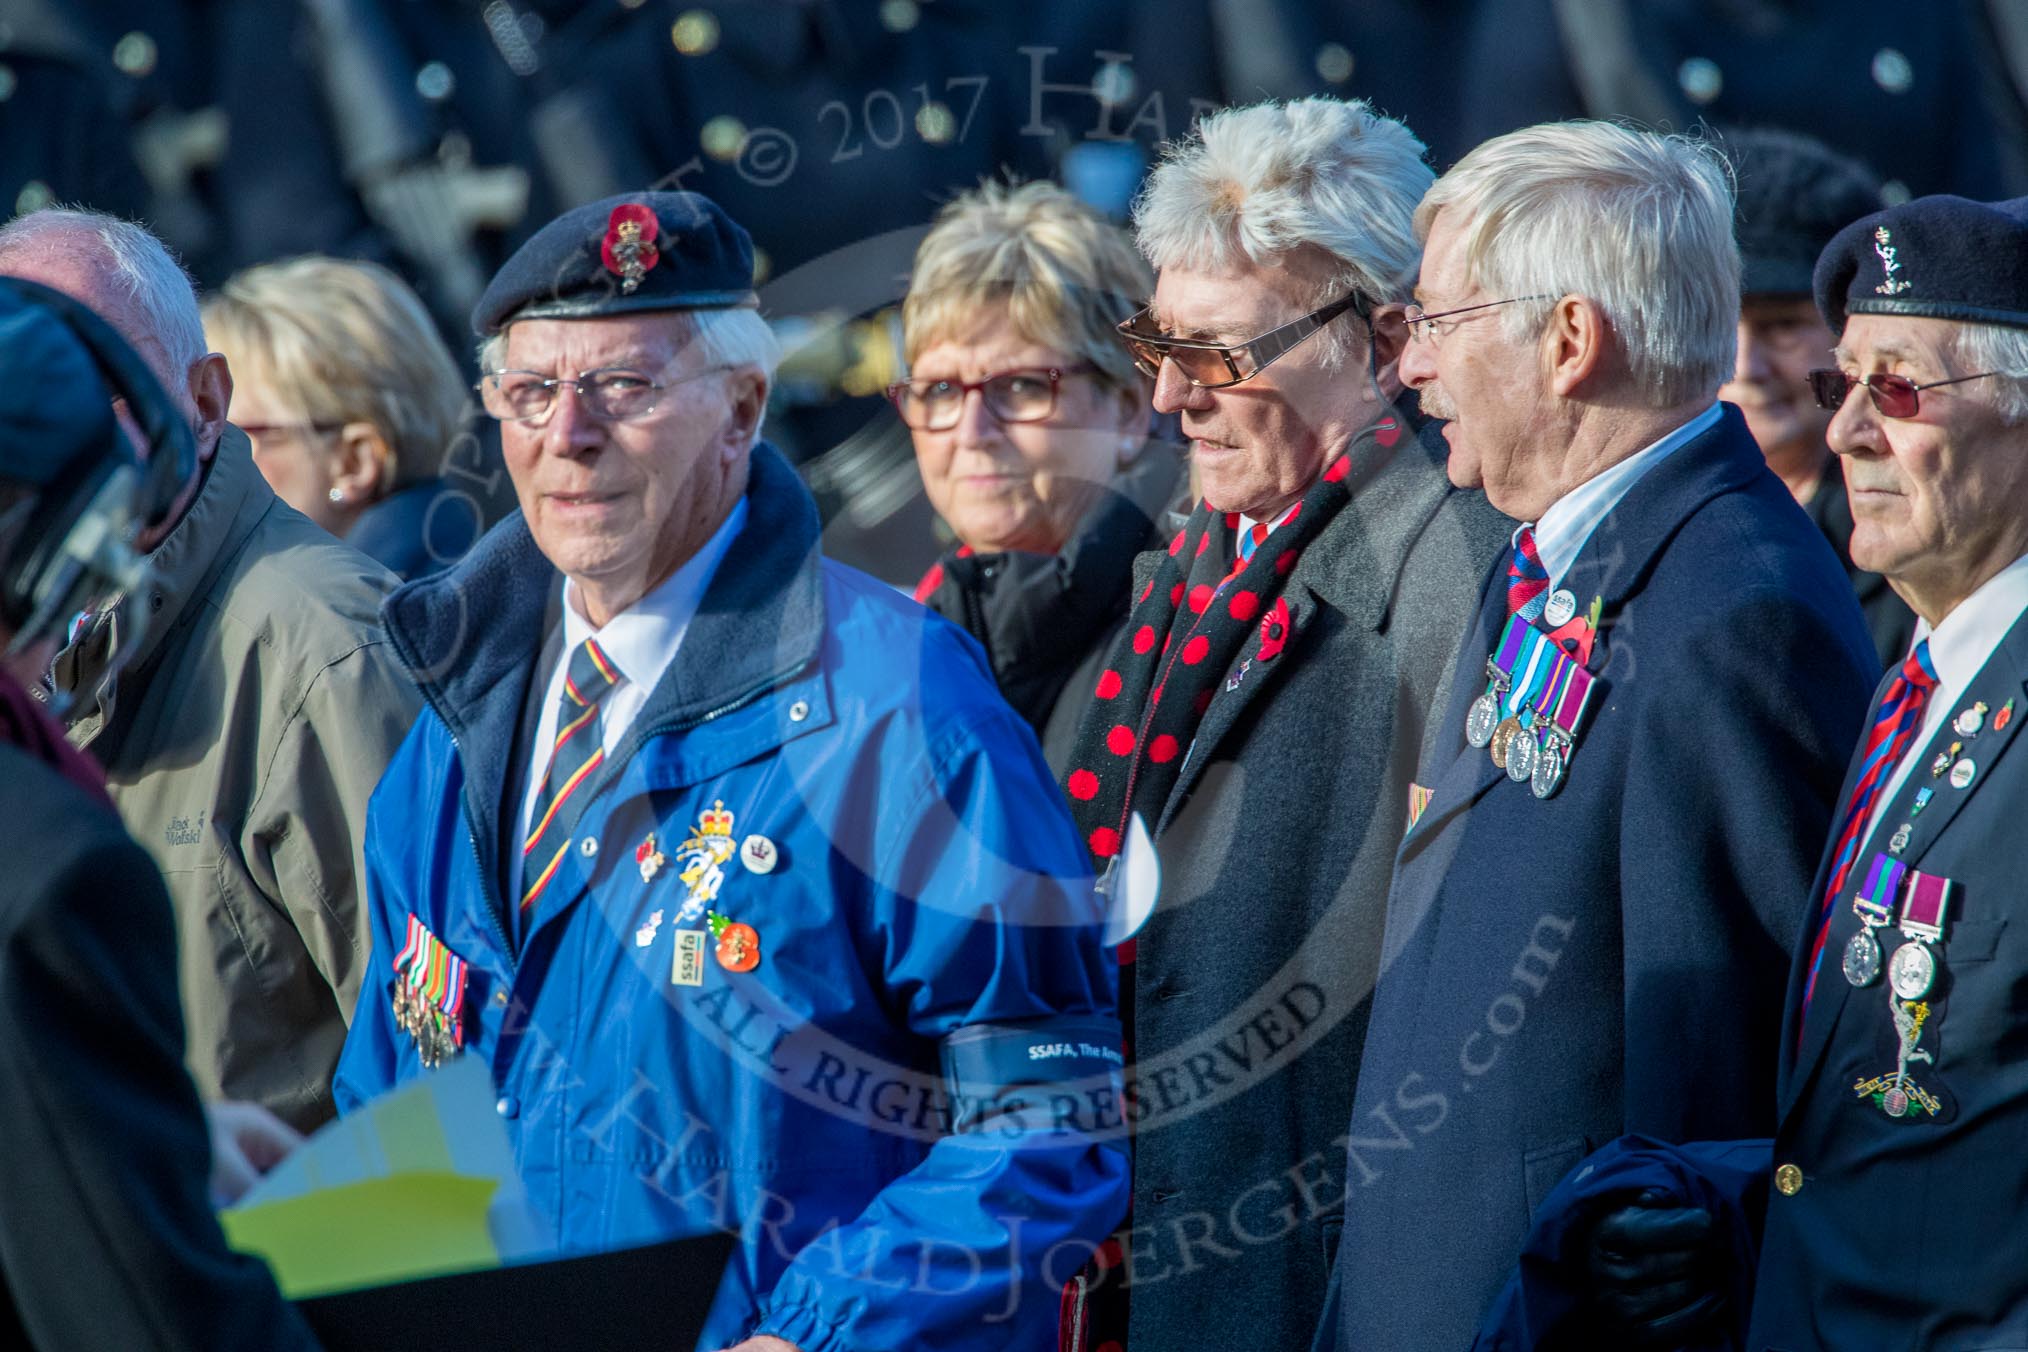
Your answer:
[472,190,758,335]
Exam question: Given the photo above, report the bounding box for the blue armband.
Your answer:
[939,1015,1126,1137]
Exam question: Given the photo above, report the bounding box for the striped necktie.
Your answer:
[1507,524,1549,621]
[1799,639,1940,1022]
[521,637,622,913]
[1236,519,1271,565]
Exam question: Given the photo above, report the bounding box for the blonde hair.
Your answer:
[903,179,1151,392]
[1415,121,1740,407]
[203,256,471,490]
[1132,96,1433,367]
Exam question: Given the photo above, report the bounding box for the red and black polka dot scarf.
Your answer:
[1064,417,1394,865]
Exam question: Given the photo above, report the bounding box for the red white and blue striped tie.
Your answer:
[521,637,621,913]
[1507,525,1550,621]
[1799,639,1939,1021]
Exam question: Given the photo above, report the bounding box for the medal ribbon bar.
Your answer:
[1900,870,1952,942]
[1855,853,1906,926]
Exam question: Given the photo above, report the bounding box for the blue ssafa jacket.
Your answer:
[334,445,1129,1352]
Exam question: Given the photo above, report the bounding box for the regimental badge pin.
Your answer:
[673,800,739,923]
[1997,699,2016,732]
[634,909,664,948]
[1872,225,1913,296]
[636,832,667,883]
[1954,701,1989,737]
[1932,741,1963,778]
[1889,823,1912,854]
[707,911,761,973]
[740,834,778,874]
[1912,787,1934,816]
[1225,658,1252,694]
[1950,757,1977,790]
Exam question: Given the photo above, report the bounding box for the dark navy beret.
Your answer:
[0,286,118,490]
[1725,127,1882,297]
[472,191,758,336]
[1814,194,2028,334]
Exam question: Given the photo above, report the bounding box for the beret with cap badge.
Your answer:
[1814,193,2028,335]
[472,190,758,336]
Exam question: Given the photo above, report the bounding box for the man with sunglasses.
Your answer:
[1747,194,2028,1349]
[1059,97,1508,1352]
[334,193,1127,1352]
[1321,122,1877,1352]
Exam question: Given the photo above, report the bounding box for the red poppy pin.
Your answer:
[1257,597,1292,661]
[601,203,661,294]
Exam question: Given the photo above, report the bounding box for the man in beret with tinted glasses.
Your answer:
[334,191,1127,1352]
[1747,193,2028,1349]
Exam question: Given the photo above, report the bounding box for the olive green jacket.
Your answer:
[54,426,417,1129]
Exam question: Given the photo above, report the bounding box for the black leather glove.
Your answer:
[1582,1189,1725,1349]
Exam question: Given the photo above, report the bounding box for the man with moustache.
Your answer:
[1322,121,1877,1350]
[1720,127,1915,668]
[1063,96,1506,1351]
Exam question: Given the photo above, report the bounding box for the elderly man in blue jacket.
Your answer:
[333,192,1127,1352]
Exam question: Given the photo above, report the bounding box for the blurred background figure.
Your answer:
[204,255,481,580]
[0,206,419,1133]
[0,275,316,1352]
[1721,125,1915,668]
[895,179,1179,768]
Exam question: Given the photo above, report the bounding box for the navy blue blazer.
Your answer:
[1751,599,2028,1351]
[1324,406,1876,1351]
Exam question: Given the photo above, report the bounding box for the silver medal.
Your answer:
[1506,727,1539,783]
[1531,739,1567,799]
[1888,941,1937,1000]
[1466,693,1499,748]
[1843,927,1882,986]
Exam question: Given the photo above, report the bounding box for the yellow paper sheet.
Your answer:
[222,1171,501,1298]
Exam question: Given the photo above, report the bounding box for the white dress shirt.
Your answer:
[510,498,748,897]
[1858,548,2028,851]
[1529,402,1723,587]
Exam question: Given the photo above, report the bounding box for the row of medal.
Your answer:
[391,912,469,1070]
[1465,613,1599,799]
[1844,855,1954,1119]
[1844,695,2008,1118]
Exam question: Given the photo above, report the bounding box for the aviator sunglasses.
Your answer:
[1807,367,2011,419]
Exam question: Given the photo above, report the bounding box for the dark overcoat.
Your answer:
[1120,414,1511,1352]
[1751,601,2028,1351]
[0,744,316,1351]
[1327,407,1877,1350]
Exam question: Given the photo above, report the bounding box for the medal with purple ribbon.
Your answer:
[1467,615,1531,749]
[1889,869,1953,1001]
[1491,627,1552,773]
[1843,853,1905,987]
[1528,651,1598,799]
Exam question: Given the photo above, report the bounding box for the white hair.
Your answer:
[0,205,208,378]
[480,306,780,441]
[1415,121,1741,408]
[1131,96,1434,367]
[1953,321,2028,425]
